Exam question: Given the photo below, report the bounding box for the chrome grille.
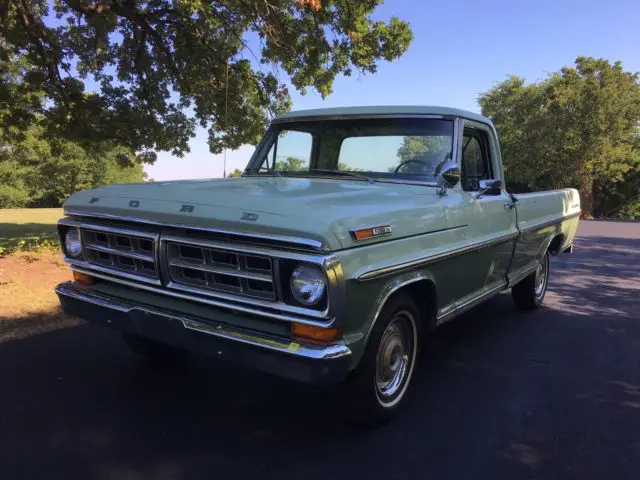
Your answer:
[165,240,276,300]
[81,228,159,280]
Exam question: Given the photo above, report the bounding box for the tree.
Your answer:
[278,156,306,171]
[397,136,448,163]
[228,168,243,177]
[479,57,640,217]
[390,135,449,173]
[1,1,413,162]
[338,162,364,172]
[0,125,145,207]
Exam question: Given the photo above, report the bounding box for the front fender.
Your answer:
[342,268,437,367]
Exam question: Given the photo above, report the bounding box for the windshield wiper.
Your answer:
[308,169,375,184]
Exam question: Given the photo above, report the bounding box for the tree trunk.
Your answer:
[579,177,594,218]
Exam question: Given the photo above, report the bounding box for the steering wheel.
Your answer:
[393,158,430,174]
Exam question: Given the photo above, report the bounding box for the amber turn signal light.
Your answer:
[73,271,95,286]
[291,322,342,342]
[353,228,374,240]
[351,225,391,241]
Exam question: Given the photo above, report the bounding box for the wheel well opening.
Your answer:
[394,279,438,333]
[548,234,565,256]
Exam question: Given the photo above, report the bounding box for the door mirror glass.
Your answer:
[435,160,461,189]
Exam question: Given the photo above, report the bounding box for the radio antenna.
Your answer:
[223,60,229,178]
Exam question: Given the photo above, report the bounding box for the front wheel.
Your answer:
[512,251,550,310]
[343,293,420,426]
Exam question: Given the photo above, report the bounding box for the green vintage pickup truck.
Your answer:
[55,106,580,423]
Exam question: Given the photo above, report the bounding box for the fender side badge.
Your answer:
[350,225,391,241]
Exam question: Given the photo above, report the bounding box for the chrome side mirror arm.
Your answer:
[473,179,503,199]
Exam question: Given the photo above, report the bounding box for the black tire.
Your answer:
[512,250,550,310]
[343,293,420,427]
[121,333,190,367]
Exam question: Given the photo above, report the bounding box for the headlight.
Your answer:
[64,227,83,258]
[290,264,326,306]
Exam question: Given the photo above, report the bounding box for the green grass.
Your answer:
[0,208,64,256]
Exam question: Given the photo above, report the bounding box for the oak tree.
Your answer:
[479,57,640,217]
[1,0,413,162]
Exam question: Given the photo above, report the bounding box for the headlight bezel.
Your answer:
[63,226,84,258]
[281,261,328,310]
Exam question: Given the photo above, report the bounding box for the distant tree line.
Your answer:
[393,57,640,219]
[479,56,640,219]
[0,124,145,208]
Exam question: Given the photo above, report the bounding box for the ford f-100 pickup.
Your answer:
[55,106,580,424]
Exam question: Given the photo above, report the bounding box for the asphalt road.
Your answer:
[1,221,639,480]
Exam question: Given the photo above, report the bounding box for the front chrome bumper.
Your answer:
[55,282,352,385]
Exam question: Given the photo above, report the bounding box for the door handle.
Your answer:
[504,202,517,210]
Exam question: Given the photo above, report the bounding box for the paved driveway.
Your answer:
[1,221,639,480]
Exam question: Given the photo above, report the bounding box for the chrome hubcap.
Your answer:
[535,255,548,297]
[376,314,412,400]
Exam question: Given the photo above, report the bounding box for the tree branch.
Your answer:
[14,0,78,121]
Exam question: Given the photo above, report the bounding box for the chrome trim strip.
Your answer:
[71,267,335,326]
[357,231,519,281]
[339,224,469,252]
[65,258,163,286]
[63,209,328,251]
[452,117,460,168]
[85,243,155,263]
[271,114,449,123]
[517,211,581,233]
[437,282,507,324]
[164,280,291,312]
[161,235,325,263]
[167,258,272,282]
[507,263,539,288]
[362,272,435,348]
[55,282,351,361]
[60,218,158,239]
[180,320,350,360]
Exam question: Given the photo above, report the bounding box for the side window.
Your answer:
[259,130,312,172]
[461,128,493,191]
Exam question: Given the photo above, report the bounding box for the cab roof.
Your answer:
[273,105,492,125]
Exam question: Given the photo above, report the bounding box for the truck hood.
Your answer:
[64,177,448,251]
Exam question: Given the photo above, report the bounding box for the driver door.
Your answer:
[441,121,518,310]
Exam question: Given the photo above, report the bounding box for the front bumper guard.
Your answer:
[55,282,352,385]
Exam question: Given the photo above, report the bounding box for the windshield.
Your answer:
[245,118,454,184]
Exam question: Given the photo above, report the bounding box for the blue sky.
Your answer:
[144,0,640,181]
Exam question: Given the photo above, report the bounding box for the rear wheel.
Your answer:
[343,293,420,426]
[121,333,189,367]
[512,250,550,310]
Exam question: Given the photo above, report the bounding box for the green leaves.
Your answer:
[1,0,412,156]
[479,57,640,217]
[0,125,145,208]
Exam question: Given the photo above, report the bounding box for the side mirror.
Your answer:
[435,160,461,191]
[474,179,502,199]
